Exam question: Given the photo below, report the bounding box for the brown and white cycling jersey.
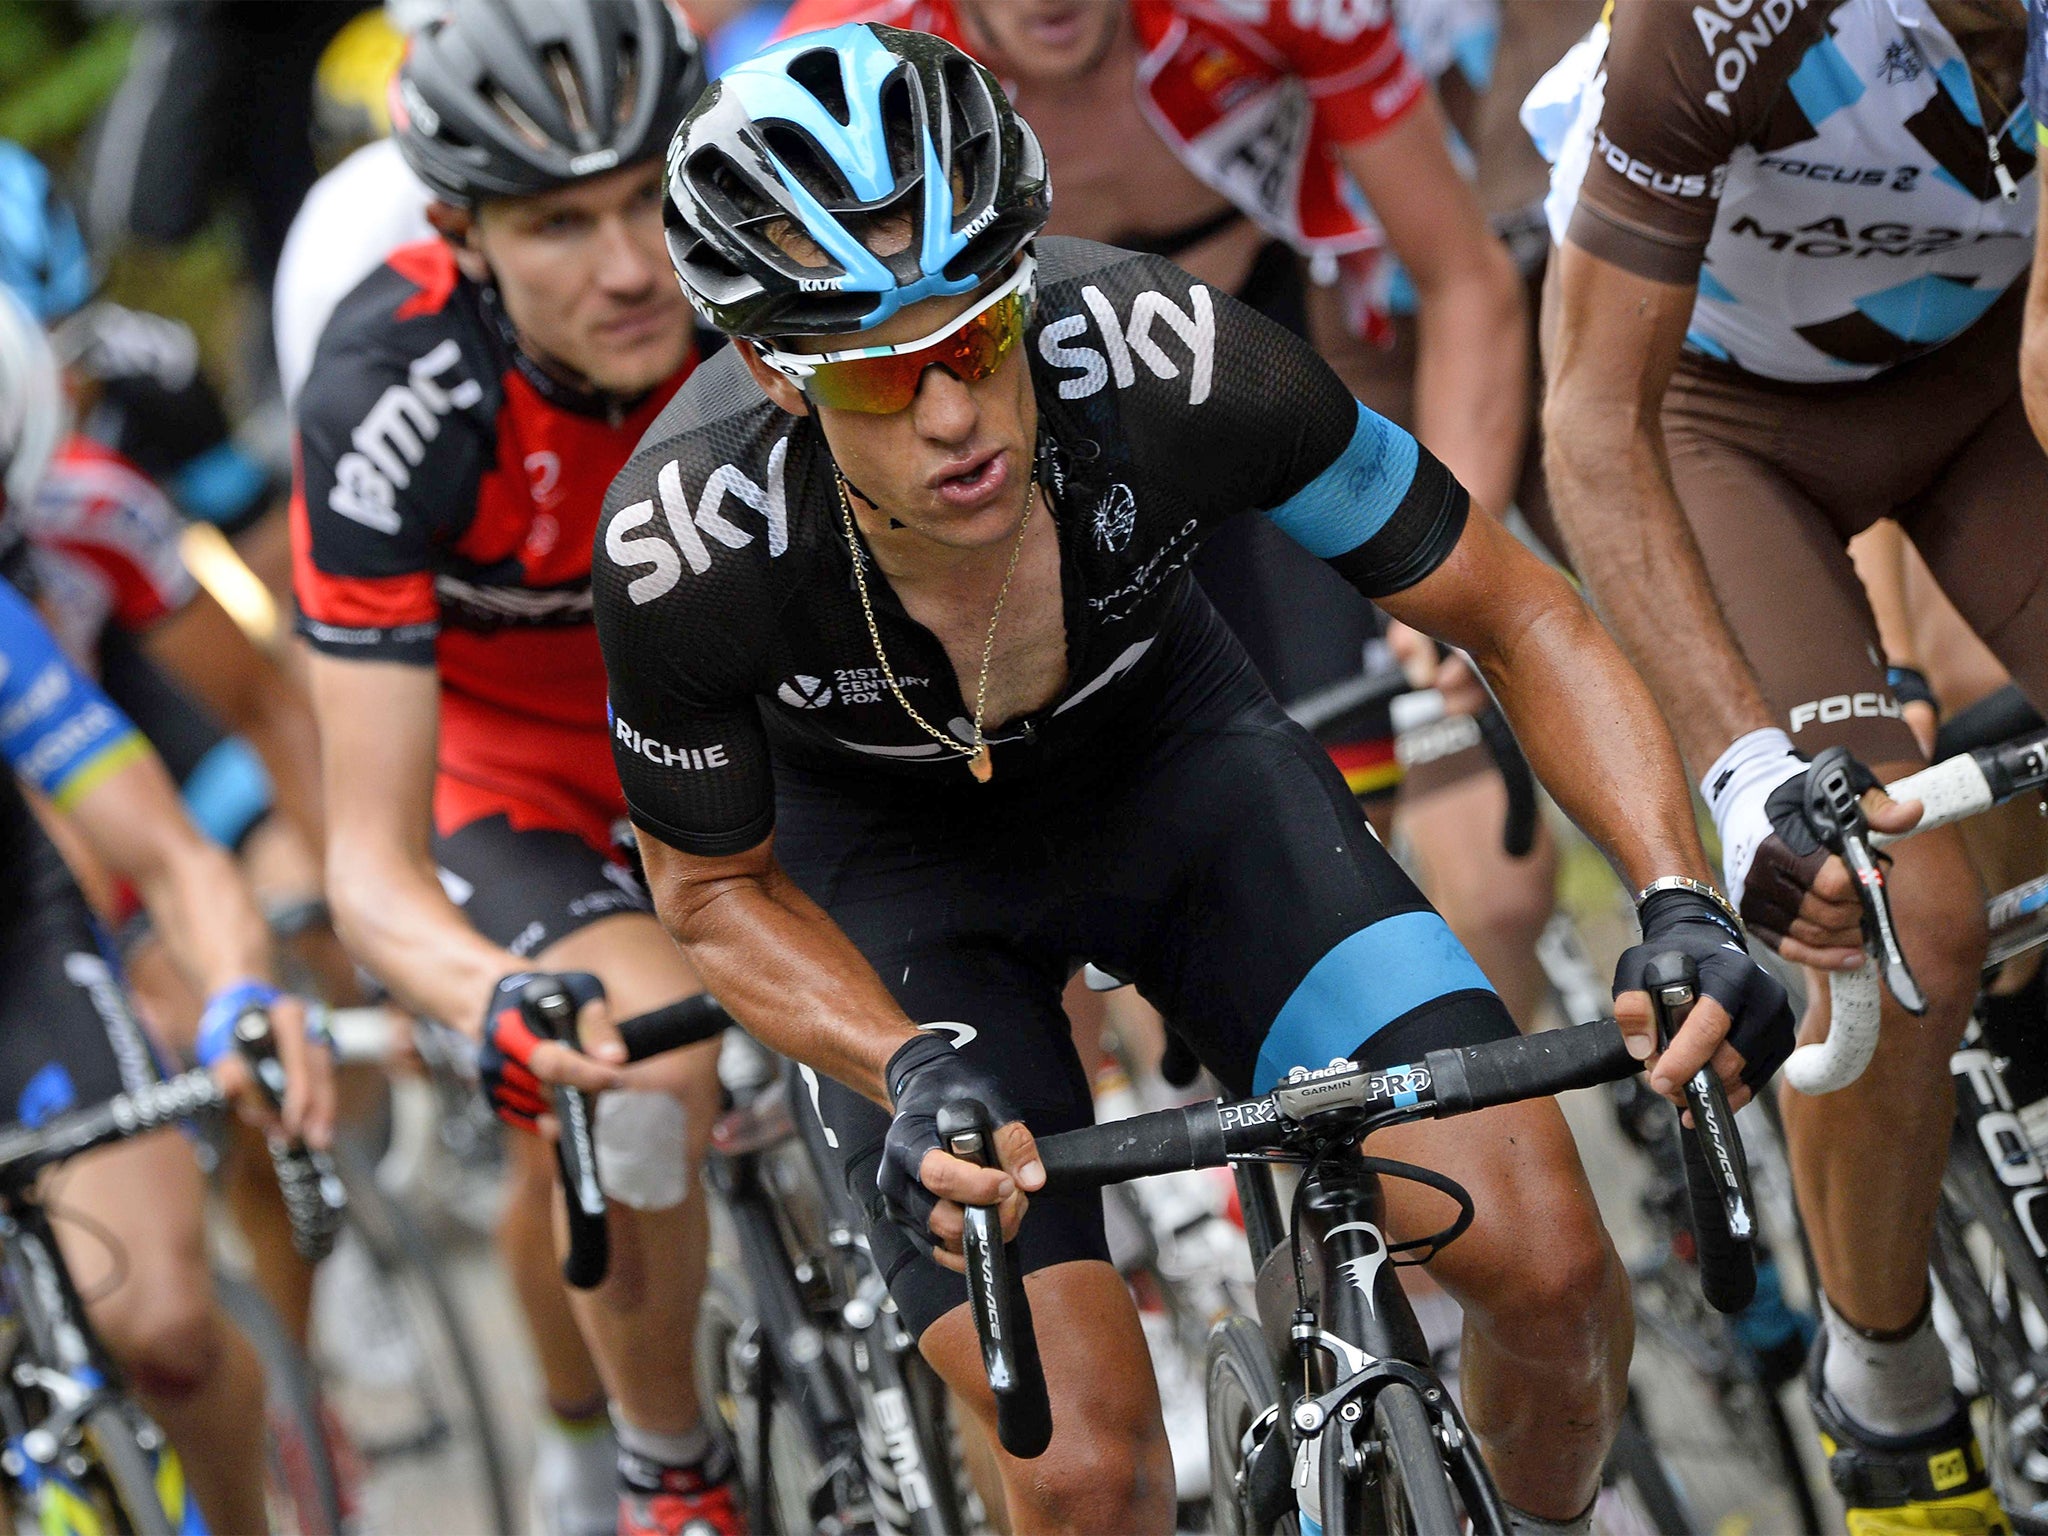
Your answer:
[1525,0,2036,382]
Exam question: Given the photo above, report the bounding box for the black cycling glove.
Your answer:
[1613,890,1796,1090]
[1739,755,1882,948]
[878,1030,1020,1251]
[479,971,605,1134]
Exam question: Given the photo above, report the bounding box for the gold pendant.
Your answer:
[968,744,993,784]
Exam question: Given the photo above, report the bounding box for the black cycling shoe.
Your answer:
[1808,1331,2013,1534]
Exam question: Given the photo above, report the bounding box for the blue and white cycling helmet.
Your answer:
[664,24,1049,338]
[0,142,93,323]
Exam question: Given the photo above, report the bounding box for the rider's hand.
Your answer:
[1887,666,1940,759]
[1612,888,1796,1111]
[1386,622,1488,718]
[196,984,338,1148]
[479,972,625,1135]
[1703,728,1921,967]
[878,1030,1041,1273]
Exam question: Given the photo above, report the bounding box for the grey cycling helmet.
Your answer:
[395,0,707,206]
[664,23,1049,337]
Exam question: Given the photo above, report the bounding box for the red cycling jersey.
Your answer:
[290,240,694,853]
[776,0,1424,258]
[24,435,198,662]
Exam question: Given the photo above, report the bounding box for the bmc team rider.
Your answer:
[774,0,1561,1027]
[287,3,736,1533]
[595,25,1796,1535]
[0,289,333,1536]
[1535,0,2048,1528]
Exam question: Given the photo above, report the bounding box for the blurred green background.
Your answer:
[3,2,247,385]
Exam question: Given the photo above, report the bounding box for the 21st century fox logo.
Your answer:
[777,675,834,709]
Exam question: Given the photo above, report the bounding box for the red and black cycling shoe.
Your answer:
[618,1452,746,1536]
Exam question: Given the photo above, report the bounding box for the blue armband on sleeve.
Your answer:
[1265,402,1419,559]
[1264,402,1469,599]
[0,580,148,806]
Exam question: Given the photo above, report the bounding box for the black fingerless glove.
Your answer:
[877,1030,1019,1250]
[1613,890,1796,1090]
[1740,754,1882,946]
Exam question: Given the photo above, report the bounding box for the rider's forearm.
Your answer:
[325,834,510,1033]
[1470,560,1718,895]
[647,859,918,1108]
[2024,193,2048,454]
[1411,246,1528,519]
[133,829,278,1002]
[1542,406,1774,777]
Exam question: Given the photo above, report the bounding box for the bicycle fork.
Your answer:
[0,1208,201,1534]
[1263,1162,1503,1535]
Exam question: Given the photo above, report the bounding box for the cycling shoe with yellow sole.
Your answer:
[1810,1334,2013,1534]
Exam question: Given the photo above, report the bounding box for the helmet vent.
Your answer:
[880,73,919,184]
[785,48,852,127]
[485,80,555,154]
[760,124,849,208]
[542,45,593,141]
[613,37,641,133]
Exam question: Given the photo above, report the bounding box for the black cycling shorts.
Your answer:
[775,604,1514,1337]
[433,813,650,959]
[0,832,164,1129]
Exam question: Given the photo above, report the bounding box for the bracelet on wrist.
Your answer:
[195,979,282,1068]
[1636,876,1743,936]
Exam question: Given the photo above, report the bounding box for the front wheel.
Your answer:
[1206,1315,1294,1536]
[1367,1382,1461,1536]
[79,1405,177,1536]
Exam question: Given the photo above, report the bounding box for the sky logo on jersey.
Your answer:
[1037,282,1216,405]
[605,438,793,603]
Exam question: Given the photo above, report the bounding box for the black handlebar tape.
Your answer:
[937,1100,1053,1459]
[1644,952,1757,1315]
[1426,1021,1637,1118]
[617,993,738,1062]
[1035,1102,1227,1190]
[1982,725,2048,802]
[1474,705,1539,860]
[233,1010,347,1263]
[524,978,610,1291]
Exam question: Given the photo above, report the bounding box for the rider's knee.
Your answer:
[108,1290,224,1402]
[1485,1206,1625,1357]
[1888,854,1990,1037]
[1029,1405,1174,1532]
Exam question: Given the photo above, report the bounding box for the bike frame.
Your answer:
[707,1057,966,1536]
[1236,1156,1502,1535]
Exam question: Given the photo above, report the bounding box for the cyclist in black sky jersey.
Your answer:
[593,24,1797,1536]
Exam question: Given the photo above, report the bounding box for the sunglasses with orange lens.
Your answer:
[753,257,1036,415]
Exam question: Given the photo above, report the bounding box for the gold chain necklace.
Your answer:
[836,474,1036,784]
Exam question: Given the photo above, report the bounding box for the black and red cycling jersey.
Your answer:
[290,239,695,853]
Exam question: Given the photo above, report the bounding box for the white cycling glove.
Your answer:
[1700,727,1807,915]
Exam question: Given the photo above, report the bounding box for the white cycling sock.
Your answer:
[611,1408,712,1488]
[1502,1497,1594,1536]
[531,1407,618,1536]
[1821,1295,1955,1438]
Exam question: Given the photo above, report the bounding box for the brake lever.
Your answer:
[527,980,609,1289]
[1648,954,1755,1244]
[1806,747,1925,1015]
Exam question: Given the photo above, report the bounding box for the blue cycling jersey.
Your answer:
[0,579,146,808]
